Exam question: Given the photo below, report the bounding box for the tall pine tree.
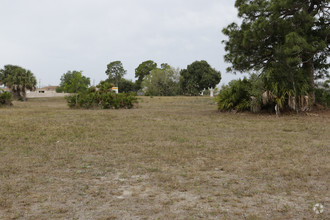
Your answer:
[223,0,329,107]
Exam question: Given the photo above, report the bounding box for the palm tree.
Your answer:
[0,65,37,101]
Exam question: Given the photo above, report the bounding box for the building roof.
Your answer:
[39,86,58,91]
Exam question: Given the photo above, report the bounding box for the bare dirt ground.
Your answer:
[0,97,329,219]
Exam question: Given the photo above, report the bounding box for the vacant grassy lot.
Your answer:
[0,97,329,219]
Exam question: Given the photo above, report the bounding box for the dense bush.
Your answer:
[217,75,329,113]
[315,88,330,108]
[216,74,264,112]
[65,83,138,109]
[216,78,252,111]
[0,91,13,106]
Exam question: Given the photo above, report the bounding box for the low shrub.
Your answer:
[0,91,13,106]
[216,78,253,111]
[65,84,138,109]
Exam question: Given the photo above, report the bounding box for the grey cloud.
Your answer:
[0,0,240,86]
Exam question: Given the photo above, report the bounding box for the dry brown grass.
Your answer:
[0,96,329,219]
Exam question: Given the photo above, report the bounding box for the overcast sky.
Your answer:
[0,0,242,87]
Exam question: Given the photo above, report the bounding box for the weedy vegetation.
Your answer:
[0,96,329,219]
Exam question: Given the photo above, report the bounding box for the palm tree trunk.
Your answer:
[22,87,27,101]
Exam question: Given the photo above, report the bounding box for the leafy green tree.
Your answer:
[0,65,37,101]
[55,86,64,93]
[222,0,329,107]
[118,78,136,93]
[135,60,157,90]
[160,63,170,70]
[106,61,126,86]
[142,66,180,96]
[180,60,221,95]
[58,71,90,93]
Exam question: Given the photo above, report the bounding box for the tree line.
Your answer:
[0,60,221,106]
[55,60,221,96]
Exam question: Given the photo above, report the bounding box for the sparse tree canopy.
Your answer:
[142,66,180,96]
[106,61,126,86]
[180,60,221,96]
[58,70,90,93]
[223,0,329,104]
[0,65,37,101]
[135,60,157,89]
[160,63,170,70]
